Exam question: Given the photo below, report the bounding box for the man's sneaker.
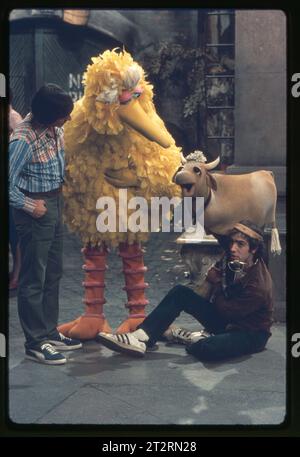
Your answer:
[45,333,82,351]
[25,343,67,365]
[146,343,159,352]
[130,329,158,352]
[165,327,212,346]
[96,332,146,357]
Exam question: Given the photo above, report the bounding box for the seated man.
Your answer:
[97,220,273,362]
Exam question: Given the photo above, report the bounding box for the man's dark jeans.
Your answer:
[9,205,19,258]
[139,285,270,362]
[13,193,63,350]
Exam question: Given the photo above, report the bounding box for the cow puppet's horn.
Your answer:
[205,156,220,170]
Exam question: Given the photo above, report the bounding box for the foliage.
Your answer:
[140,36,215,119]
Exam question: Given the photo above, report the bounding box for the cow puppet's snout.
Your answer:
[172,167,198,186]
[172,166,184,183]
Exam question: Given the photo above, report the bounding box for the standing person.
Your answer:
[97,220,273,362]
[9,83,82,365]
[9,89,23,290]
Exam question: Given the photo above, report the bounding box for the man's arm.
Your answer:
[214,283,266,319]
[193,264,222,300]
[9,140,36,214]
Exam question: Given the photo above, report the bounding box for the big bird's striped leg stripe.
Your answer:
[116,242,148,334]
[58,245,112,340]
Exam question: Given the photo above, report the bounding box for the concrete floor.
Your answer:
[8,229,286,425]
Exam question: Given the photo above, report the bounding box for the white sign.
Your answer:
[68,73,83,101]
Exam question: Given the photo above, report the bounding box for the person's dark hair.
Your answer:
[31,83,73,126]
[230,219,268,265]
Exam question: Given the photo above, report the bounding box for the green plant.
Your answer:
[140,36,213,119]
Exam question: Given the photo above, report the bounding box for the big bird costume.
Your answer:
[58,49,182,340]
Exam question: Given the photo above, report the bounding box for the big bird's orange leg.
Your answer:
[116,242,149,334]
[58,245,112,340]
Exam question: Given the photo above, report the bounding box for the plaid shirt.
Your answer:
[9,113,65,214]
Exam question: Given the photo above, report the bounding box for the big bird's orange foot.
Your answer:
[58,315,112,340]
[116,315,146,334]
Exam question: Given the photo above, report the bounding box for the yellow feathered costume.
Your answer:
[58,49,182,339]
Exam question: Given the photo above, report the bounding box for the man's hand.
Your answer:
[206,266,222,284]
[32,200,47,218]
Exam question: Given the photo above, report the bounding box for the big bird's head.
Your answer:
[77,48,171,148]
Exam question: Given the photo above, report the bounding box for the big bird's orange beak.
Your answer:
[118,99,171,149]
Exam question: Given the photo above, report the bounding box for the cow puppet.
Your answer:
[173,150,281,255]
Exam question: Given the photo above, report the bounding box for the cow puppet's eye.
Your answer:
[193,167,202,175]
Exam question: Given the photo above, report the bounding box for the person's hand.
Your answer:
[206,266,222,284]
[32,200,47,218]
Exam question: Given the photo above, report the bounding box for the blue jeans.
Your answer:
[13,193,63,349]
[9,205,19,258]
[139,285,271,362]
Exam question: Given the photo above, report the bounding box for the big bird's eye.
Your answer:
[132,86,143,99]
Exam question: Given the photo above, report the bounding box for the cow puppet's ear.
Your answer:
[206,172,217,190]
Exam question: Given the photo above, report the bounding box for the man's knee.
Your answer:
[171,284,188,293]
[166,284,189,298]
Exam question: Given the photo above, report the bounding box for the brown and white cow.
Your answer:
[173,154,281,254]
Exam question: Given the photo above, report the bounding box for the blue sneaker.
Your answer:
[45,332,82,351]
[25,343,66,365]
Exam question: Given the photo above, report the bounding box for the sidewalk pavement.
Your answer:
[8,229,286,425]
